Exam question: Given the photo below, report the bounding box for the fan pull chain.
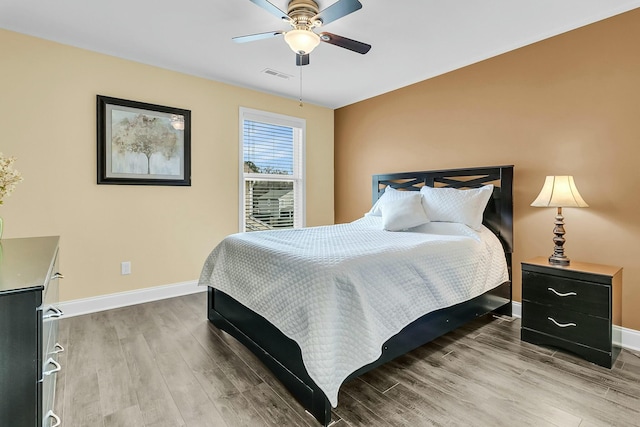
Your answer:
[299,65,304,107]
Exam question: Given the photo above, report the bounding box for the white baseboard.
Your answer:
[618,326,640,352]
[511,301,640,352]
[58,280,206,318]
[512,301,522,318]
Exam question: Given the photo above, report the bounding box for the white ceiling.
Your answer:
[1,0,639,109]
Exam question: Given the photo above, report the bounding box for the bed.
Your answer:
[199,165,513,426]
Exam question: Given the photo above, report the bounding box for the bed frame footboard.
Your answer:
[208,281,511,426]
[208,287,332,425]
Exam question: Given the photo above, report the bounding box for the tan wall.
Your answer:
[0,29,334,302]
[335,9,640,330]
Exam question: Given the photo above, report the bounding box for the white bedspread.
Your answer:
[198,216,508,407]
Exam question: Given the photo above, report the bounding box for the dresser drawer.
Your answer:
[41,263,63,375]
[42,251,61,310]
[522,271,609,318]
[42,362,56,426]
[42,317,64,371]
[41,352,62,427]
[42,307,62,354]
[522,302,610,351]
[42,311,53,372]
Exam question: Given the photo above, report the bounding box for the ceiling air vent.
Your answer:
[261,68,293,80]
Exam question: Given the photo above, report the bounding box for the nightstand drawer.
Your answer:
[522,302,610,351]
[522,271,609,318]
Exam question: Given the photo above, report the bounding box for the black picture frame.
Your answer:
[97,95,191,186]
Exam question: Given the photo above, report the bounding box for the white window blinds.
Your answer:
[239,108,305,232]
[244,121,294,175]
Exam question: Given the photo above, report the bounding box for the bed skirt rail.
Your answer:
[345,281,511,381]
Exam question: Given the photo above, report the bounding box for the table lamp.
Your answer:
[531,176,588,266]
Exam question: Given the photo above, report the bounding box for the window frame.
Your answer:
[239,107,306,232]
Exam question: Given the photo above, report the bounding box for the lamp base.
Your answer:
[548,254,570,266]
[548,206,570,266]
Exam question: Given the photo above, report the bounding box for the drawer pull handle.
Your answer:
[43,306,64,319]
[548,287,577,297]
[50,343,65,354]
[52,272,64,280]
[548,317,577,328]
[43,358,62,376]
[45,410,61,427]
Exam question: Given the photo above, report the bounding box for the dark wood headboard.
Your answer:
[372,165,514,255]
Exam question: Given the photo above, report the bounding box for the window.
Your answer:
[240,108,305,232]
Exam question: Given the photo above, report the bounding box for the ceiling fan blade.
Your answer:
[249,0,289,20]
[312,0,362,26]
[296,53,310,66]
[233,31,284,43]
[319,32,371,54]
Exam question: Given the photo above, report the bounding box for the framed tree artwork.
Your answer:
[97,95,191,186]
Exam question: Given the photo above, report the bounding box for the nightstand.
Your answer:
[521,257,622,368]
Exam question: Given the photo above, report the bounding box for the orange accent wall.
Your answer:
[335,9,640,330]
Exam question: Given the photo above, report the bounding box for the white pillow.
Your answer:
[419,184,493,231]
[367,186,422,217]
[380,193,430,231]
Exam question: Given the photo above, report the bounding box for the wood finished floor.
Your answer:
[54,292,640,427]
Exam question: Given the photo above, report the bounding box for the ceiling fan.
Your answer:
[233,0,371,66]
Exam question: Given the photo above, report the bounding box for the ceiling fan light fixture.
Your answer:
[284,29,320,54]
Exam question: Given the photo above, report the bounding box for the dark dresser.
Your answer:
[521,256,622,368]
[0,236,63,426]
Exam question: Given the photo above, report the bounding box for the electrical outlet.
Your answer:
[121,261,131,275]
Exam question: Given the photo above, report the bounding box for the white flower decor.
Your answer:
[0,152,23,205]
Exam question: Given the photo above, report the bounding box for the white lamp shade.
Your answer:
[531,176,589,208]
[284,29,320,54]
